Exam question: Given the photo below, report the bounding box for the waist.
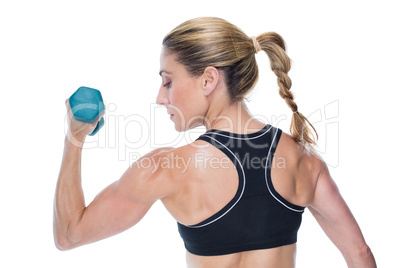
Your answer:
[186,243,296,268]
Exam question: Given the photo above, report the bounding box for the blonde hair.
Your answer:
[163,17,318,147]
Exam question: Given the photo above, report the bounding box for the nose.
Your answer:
[156,86,169,106]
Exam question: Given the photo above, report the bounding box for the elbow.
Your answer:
[54,236,74,251]
[55,243,71,252]
[358,243,376,265]
[53,220,83,251]
[53,228,80,251]
[347,243,376,268]
[358,243,373,256]
[53,225,71,251]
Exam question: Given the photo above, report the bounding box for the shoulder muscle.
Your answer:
[120,147,178,203]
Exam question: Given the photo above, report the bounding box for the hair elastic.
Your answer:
[231,35,240,58]
[251,36,261,54]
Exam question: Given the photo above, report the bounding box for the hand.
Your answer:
[65,99,104,147]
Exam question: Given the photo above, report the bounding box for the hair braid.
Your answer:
[258,32,318,147]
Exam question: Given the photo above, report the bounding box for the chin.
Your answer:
[174,125,184,132]
[173,120,185,132]
[174,125,188,132]
[174,121,202,132]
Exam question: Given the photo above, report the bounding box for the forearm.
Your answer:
[53,136,86,250]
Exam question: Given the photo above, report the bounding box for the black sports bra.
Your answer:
[177,124,305,256]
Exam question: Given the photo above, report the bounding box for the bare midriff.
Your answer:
[186,244,296,268]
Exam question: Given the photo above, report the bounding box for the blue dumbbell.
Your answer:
[69,86,105,136]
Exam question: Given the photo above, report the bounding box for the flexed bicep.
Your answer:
[57,147,176,250]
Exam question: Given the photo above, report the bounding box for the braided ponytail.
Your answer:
[256,33,318,147]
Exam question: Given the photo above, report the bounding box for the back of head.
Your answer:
[163,17,318,148]
[163,17,257,102]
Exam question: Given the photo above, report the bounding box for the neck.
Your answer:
[203,100,265,134]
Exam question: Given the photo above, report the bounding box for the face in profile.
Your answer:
[157,48,208,132]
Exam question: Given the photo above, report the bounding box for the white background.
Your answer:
[1,0,400,267]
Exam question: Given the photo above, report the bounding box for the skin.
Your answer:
[53,48,377,267]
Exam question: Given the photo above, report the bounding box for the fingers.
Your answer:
[65,99,71,112]
[98,111,106,121]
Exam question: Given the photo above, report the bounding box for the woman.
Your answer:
[54,17,376,267]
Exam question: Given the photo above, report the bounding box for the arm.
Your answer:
[53,100,174,250]
[308,161,376,268]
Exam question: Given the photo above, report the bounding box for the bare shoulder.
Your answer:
[122,142,207,196]
[277,132,324,172]
[274,132,327,206]
[116,146,188,202]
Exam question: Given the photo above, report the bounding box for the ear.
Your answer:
[201,66,220,96]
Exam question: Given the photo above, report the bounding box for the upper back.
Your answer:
[160,124,321,256]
